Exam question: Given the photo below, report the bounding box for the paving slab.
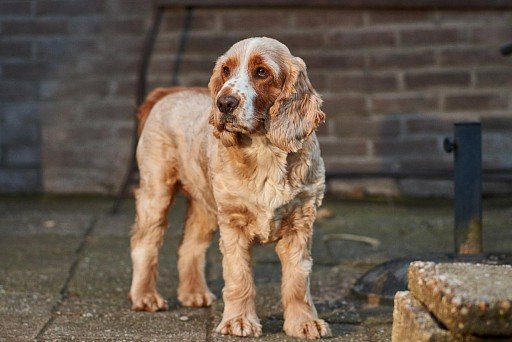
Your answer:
[2,196,511,341]
[392,291,509,342]
[408,262,512,336]
[0,209,95,341]
[41,297,209,341]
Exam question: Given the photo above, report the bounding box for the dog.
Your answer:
[129,37,330,339]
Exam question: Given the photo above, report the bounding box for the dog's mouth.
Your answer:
[222,122,251,134]
[218,114,250,134]
[216,111,267,135]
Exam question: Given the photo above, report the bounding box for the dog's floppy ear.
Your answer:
[266,57,325,153]
[208,62,239,147]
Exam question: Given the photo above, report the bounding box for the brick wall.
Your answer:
[1,1,512,196]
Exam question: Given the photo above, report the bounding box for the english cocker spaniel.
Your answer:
[129,37,330,339]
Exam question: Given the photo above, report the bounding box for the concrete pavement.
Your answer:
[1,196,511,341]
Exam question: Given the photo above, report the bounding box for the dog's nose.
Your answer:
[217,95,239,114]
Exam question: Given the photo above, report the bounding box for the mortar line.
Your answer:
[35,216,100,341]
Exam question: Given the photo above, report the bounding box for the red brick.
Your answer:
[404,71,470,90]
[307,72,328,91]
[315,121,330,136]
[439,47,506,66]
[103,18,146,35]
[110,78,137,97]
[301,53,365,71]
[373,138,441,157]
[330,73,398,93]
[367,10,433,24]
[322,159,396,173]
[320,139,368,157]
[40,102,82,125]
[371,94,438,114]
[368,50,435,69]
[40,79,109,100]
[154,37,180,56]
[0,169,40,193]
[36,0,105,16]
[437,11,511,24]
[220,10,289,31]
[5,145,40,167]
[82,102,135,121]
[476,69,512,87]
[150,55,216,75]
[445,93,508,111]
[92,57,138,75]
[1,19,68,36]
[335,116,401,138]
[271,32,326,52]
[483,134,512,156]
[293,9,363,28]
[161,9,220,32]
[405,118,454,134]
[1,62,48,80]
[471,26,512,44]
[0,81,37,101]
[322,95,367,116]
[0,2,31,16]
[36,39,98,59]
[328,30,396,50]
[112,0,150,14]
[400,28,467,47]
[0,41,32,59]
[481,116,512,131]
[186,33,245,55]
[399,158,452,171]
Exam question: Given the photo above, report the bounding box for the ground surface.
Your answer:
[1,196,511,341]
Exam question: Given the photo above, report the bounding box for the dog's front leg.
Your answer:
[215,220,261,337]
[276,209,331,339]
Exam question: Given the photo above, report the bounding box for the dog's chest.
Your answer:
[215,139,311,243]
[236,139,295,208]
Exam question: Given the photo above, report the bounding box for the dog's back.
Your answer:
[137,87,210,136]
[136,86,218,213]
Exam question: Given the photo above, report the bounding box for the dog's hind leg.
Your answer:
[129,139,178,312]
[177,198,217,307]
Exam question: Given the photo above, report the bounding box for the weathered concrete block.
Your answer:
[408,262,512,337]
[392,291,509,342]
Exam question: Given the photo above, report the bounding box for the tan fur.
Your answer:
[129,37,330,339]
[137,86,208,136]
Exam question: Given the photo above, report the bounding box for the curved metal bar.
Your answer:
[171,7,193,86]
[111,7,164,214]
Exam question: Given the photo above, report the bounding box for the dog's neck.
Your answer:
[221,134,286,179]
[222,133,314,185]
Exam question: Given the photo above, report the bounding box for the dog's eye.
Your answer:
[222,66,230,77]
[255,67,268,78]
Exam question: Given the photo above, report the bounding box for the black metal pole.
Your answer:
[453,123,483,254]
[445,122,483,254]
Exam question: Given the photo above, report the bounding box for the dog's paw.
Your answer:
[129,291,168,312]
[178,290,216,307]
[216,316,262,337]
[284,318,331,339]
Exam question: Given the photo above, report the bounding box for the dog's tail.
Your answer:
[137,87,180,136]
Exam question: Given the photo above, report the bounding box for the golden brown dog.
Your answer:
[129,37,330,339]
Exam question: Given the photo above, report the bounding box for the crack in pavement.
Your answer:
[35,215,99,341]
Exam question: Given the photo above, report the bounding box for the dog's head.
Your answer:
[208,37,325,152]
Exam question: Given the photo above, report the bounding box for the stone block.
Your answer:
[408,262,512,337]
[392,291,506,342]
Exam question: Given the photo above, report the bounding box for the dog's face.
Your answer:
[208,37,325,152]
